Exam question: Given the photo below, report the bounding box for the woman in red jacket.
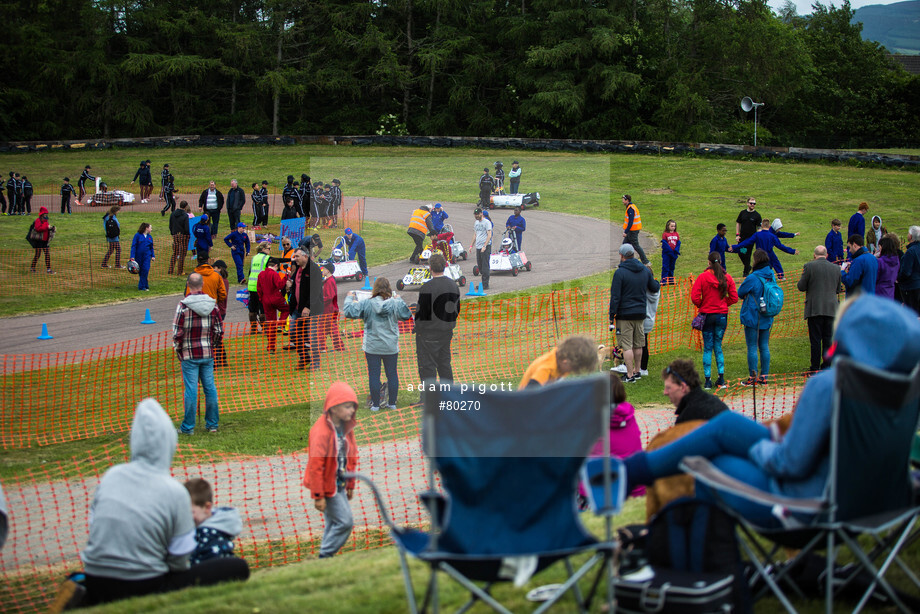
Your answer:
[29,206,55,273]
[690,252,739,389]
[256,257,289,353]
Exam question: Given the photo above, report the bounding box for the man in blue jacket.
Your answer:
[223,223,251,284]
[899,225,920,315]
[609,244,661,383]
[842,234,878,298]
[728,219,799,279]
[343,228,368,277]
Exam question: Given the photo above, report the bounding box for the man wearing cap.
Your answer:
[470,208,493,290]
[198,180,225,236]
[224,223,251,284]
[226,179,246,229]
[430,203,448,234]
[610,243,660,383]
[343,228,368,277]
[478,167,493,208]
[407,204,435,264]
[622,194,649,265]
[508,161,522,195]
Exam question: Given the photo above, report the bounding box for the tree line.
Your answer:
[3,0,918,149]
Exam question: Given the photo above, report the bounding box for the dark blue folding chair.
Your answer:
[681,358,920,613]
[347,374,614,614]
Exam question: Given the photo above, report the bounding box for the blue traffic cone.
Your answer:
[37,323,53,340]
[141,308,156,325]
[465,282,486,297]
[361,275,372,291]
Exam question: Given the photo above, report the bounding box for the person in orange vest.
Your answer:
[407,204,435,264]
[622,194,649,265]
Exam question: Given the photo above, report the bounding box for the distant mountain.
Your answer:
[853,1,920,55]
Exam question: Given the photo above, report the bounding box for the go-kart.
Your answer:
[425,224,467,261]
[396,261,467,291]
[318,236,365,282]
[489,192,540,210]
[473,231,531,277]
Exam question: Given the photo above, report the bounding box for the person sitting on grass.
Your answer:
[303,382,360,559]
[183,478,247,569]
[52,399,249,611]
[518,334,599,389]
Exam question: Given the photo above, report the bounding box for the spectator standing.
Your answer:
[709,223,729,270]
[622,194,649,265]
[609,243,661,383]
[250,183,264,228]
[796,245,842,373]
[159,174,177,216]
[174,273,223,434]
[735,198,762,276]
[60,177,77,214]
[505,206,526,251]
[899,226,920,315]
[0,175,7,214]
[866,215,887,256]
[343,277,412,410]
[691,252,739,389]
[186,254,228,309]
[131,160,154,203]
[298,174,312,222]
[825,218,845,263]
[430,203,449,233]
[158,163,170,202]
[130,223,156,292]
[660,219,680,283]
[7,171,18,214]
[518,335,598,388]
[101,206,123,269]
[847,203,869,251]
[470,208,493,290]
[73,399,247,608]
[28,206,55,274]
[661,358,729,425]
[318,262,345,352]
[12,173,23,215]
[193,214,213,258]
[329,179,342,227]
[257,257,289,353]
[282,175,297,214]
[287,246,325,370]
[246,242,271,335]
[226,179,246,229]
[841,234,879,297]
[736,249,777,385]
[639,275,660,378]
[198,181,225,236]
[223,223,251,284]
[258,181,269,226]
[493,161,505,194]
[77,165,94,205]
[876,235,900,299]
[508,161,522,194]
[303,382,359,558]
[21,176,32,214]
[478,167,493,208]
[414,253,461,384]
[343,228,368,277]
[407,204,434,264]
[168,201,191,276]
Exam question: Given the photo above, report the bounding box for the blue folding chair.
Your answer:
[347,374,614,614]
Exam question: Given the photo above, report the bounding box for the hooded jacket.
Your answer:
[748,295,920,500]
[185,263,228,307]
[343,293,413,354]
[173,293,223,360]
[609,258,661,321]
[737,263,777,329]
[33,207,51,242]
[191,507,243,566]
[841,246,878,297]
[875,253,900,299]
[866,215,886,254]
[169,209,190,235]
[584,401,646,498]
[81,399,196,580]
[193,219,213,252]
[304,382,359,499]
[691,267,739,314]
[898,240,920,292]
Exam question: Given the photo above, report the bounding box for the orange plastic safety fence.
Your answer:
[0,376,805,614]
[1,280,814,450]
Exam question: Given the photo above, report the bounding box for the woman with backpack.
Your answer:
[28,206,55,274]
[101,206,123,268]
[736,249,777,386]
[691,252,739,389]
[130,222,156,291]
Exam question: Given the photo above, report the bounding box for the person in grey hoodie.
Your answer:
[343,277,412,410]
[78,399,248,606]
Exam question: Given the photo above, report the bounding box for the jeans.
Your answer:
[643,411,779,527]
[180,358,219,432]
[509,178,520,194]
[701,313,727,378]
[366,352,399,407]
[743,325,771,376]
[319,489,354,557]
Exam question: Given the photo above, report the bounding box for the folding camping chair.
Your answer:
[346,374,614,614]
[680,357,920,614]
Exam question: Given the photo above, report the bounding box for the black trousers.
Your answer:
[228,208,241,229]
[737,241,754,276]
[624,230,648,264]
[207,209,221,236]
[293,313,320,368]
[902,288,920,316]
[476,245,491,288]
[83,557,249,606]
[416,329,454,382]
[807,315,834,371]
[61,196,72,214]
[410,232,425,263]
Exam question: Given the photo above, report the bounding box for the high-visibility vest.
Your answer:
[409,209,430,234]
[248,252,269,292]
[280,248,294,274]
[623,203,642,230]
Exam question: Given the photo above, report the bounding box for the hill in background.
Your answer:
[854,0,920,54]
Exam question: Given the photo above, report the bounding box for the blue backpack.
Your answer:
[760,273,784,317]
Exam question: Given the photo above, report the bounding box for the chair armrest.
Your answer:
[679,456,827,515]
[418,490,447,527]
[342,472,399,531]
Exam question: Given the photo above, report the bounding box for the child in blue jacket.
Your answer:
[709,223,728,270]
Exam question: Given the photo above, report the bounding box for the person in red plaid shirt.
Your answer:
[174,272,223,434]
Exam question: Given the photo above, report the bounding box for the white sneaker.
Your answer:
[386,404,397,410]
[610,364,628,373]
[640,369,649,377]
[370,406,380,412]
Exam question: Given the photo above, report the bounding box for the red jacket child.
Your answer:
[303,381,359,500]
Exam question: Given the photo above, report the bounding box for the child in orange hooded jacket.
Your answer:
[303,381,359,558]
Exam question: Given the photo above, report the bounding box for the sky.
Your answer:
[766,0,909,16]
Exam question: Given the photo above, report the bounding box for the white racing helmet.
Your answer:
[332,248,344,262]
[126,260,140,274]
[501,237,513,250]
